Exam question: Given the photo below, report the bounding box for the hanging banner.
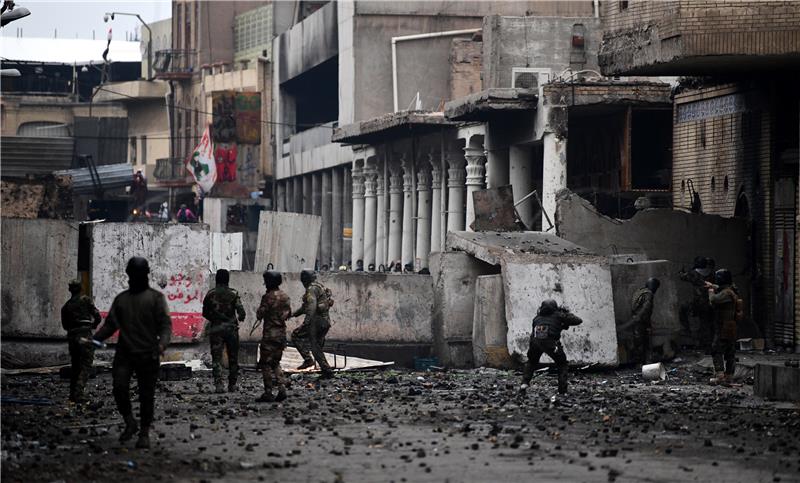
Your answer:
[235,92,261,144]
[186,125,217,193]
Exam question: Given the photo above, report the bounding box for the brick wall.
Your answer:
[600,1,800,74]
[672,83,774,337]
[449,38,483,102]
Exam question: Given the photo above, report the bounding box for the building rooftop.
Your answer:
[1,37,141,64]
[332,110,457,145]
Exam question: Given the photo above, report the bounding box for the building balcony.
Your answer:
[146,157,193,187]
[153,49,196,80]
[599,1,800,76]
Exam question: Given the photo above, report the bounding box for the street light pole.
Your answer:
[104,11,151,80]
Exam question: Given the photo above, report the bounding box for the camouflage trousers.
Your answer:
[67,330,94,401]
[209,326,239,386]
[258,339,286,392]
[291,316,331,371]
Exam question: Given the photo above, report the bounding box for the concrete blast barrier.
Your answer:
[754,364,800,401]
[1,219,78,339]
[90,223,211,343]
[229,271,434,367]
[502,254,619,367]
[254,211,322,272]
[610,260,681,363]
[472,274,512,368]
[210,232,243,272]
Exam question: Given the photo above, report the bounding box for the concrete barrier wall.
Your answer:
[229,271,434,345]
[472,275,512,369]
[502,254,619,367]
[610,261,681,362]
[1,219,78,338]
[91,223,212,343]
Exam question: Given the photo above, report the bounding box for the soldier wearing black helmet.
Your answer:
[61,278,102,403]
[255,271,292,402]
[679,256,714,349]
[619,278,660,363]
[706,268,739,384]
[202,269,246,393]
[291,269,334,378]
[92,256,172,449]
[521,300,583,394]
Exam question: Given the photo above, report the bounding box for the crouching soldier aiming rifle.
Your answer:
[521,300,583,394]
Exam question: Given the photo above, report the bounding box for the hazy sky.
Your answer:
[1,0,171,41]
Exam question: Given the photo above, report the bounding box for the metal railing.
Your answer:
[153,49,196,79]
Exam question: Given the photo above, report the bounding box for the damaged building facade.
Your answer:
[599,0,800,351]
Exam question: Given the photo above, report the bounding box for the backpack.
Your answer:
[324,287,334,308]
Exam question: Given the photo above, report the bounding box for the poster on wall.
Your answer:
[211,91,237,143]
[235,92,261,144]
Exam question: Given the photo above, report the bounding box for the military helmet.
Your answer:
[538,299,558,316]
[645,277,661,293]
[125,256,150,276]
[693,256,707,269]
[706,257,716,270]
[68,279,82,288]
[263,270,282,289]
[300,269,316,286]
[215,269,230,285]
[714,269,732,287]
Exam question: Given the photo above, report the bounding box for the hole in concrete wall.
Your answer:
[619,1,629,10]
[281,56,339,134]
[711,176,716,192]
[681,180,686,192]
[724,175,729,192]
[631,109,672,190]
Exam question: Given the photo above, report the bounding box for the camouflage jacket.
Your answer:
[292,282,330,322]
[680,269,710,300]
[202,286,246,327]
[61,295,102,333]
[709,287,737,339]
[630,287,654,324]
[256,288,292,342]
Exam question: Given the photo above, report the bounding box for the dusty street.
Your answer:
[2,354,799,483]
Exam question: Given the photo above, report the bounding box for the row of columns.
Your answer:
[350,141,488,271]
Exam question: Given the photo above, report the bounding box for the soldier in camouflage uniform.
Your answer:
[708,269,739,384]
[619,278,660,363]
[61,279,102,403]
[202,269,246,393]
[255,271,292,402]
[291,270,334,378]
[679,256,714,348]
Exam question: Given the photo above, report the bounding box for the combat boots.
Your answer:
[296,360,315,370]
[228,377,237,393]
[275,389,287,402]
[135,427,150,449]
[119,415,139,442]
[255,392,275,403]
[214,381,226,394]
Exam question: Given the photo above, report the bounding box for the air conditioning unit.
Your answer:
[511,67,552,89]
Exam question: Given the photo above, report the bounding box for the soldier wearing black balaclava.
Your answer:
[93,257,172,449]
[521,300,583,394]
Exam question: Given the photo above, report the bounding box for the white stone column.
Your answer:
[362,159,377,270]
[351,162,365,266]
[375,163,386,268]
[429,155,443,255]
[321,170,333,268]
[464,146,486,232]
[542,132,567,231]
[446,153,466,233]
[401,155,415,268]
[387,162,403,266]
[331,167,343,267]
[510,144,535,228]
[415,166,431,270]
